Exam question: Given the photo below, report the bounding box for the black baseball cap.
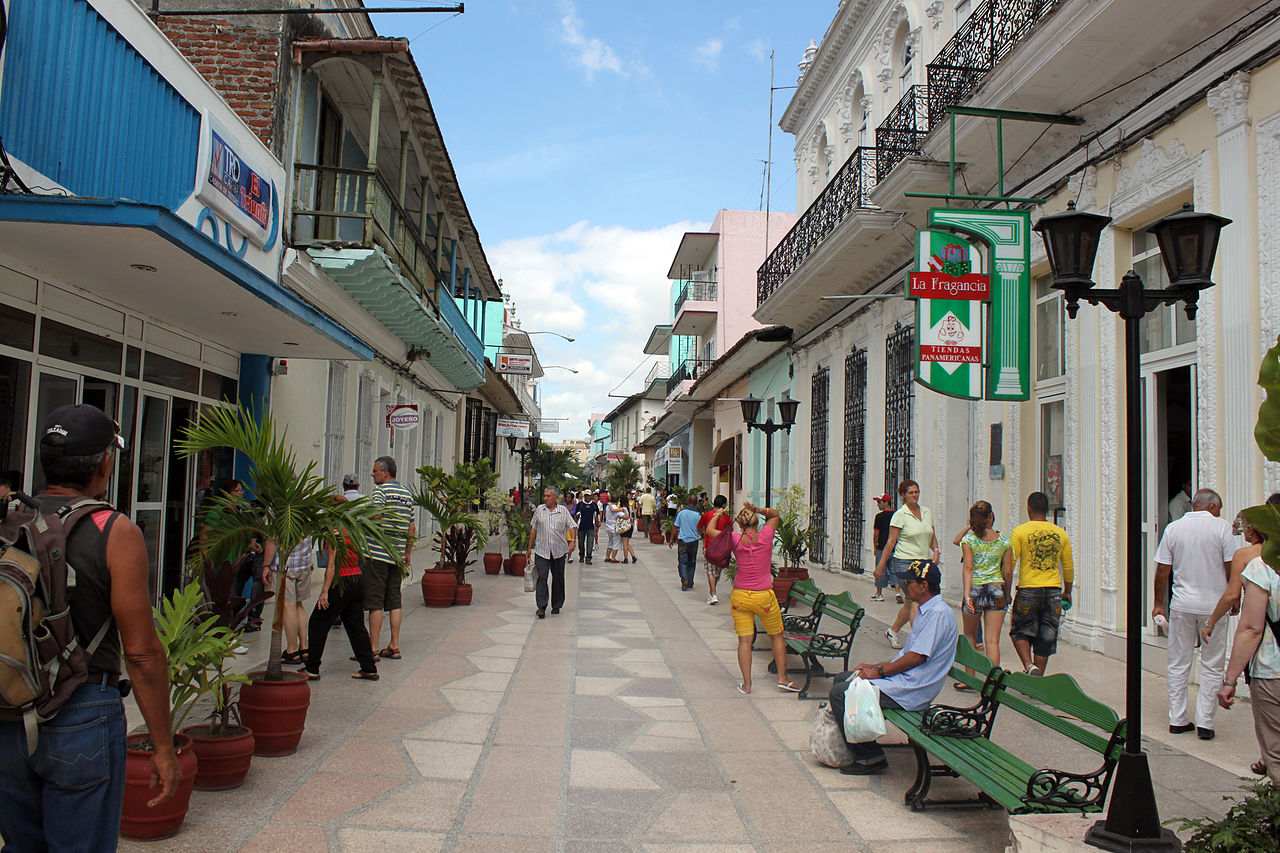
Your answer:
[40,404,123,455]
[902,560,941,586]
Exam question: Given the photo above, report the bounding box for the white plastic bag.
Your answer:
[810,702,854,768]
[524,560,536,593]
[842,676,886,743]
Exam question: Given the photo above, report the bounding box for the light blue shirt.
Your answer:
[878,594,958,711]
[675,508,702,543]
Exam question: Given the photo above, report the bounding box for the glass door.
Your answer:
[134,393,170,603]
[30,369,81,494]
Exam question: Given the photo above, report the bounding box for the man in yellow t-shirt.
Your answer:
[639,488,657,533]
[1009,491,1074,676]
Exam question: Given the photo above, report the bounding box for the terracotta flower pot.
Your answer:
[238,671,312,756]
[779,566,809,581]
[772,576,796,607]
[422,566,458,607]
[502,557,513,573]
[649,530,665,545]
[454,583,473,605]
[182,724,254,790]
[483,553,502,574]
[120,733,198,840]
[508,553,528,577]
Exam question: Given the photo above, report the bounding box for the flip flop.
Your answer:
[953,681,973,691]
[352,671,381,681]
[737,683,751,695]
[1252,760,1268,775]
[379,647,402,660]
[776,681,802,693]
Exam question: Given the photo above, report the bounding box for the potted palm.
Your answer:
[770,485,812,605]
[121,582,242,840]
[505,507,531,576]
[415,463,488,606]
[481,485,512,575]
[178,405,399,757]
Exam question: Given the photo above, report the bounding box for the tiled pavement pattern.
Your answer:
[121,538,1247,852]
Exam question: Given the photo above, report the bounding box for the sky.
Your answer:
[372,1,836,440]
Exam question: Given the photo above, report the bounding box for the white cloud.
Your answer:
[489,218,708,437]
[695,37,724,70]
[559,1,624,79]
[747,38,769,63]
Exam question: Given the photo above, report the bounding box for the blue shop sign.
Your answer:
[207,129,271,232]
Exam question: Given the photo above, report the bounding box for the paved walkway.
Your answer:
[122,537,1252,852]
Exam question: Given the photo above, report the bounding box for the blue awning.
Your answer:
[0,195,373,359]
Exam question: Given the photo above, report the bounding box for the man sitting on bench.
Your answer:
[829,560,957,774]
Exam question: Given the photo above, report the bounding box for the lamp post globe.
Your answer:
[1150,203,1232,300]
[1032,200,1112,317]
[739,394,763,427]
[777,394,800,430]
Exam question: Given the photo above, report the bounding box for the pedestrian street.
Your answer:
[119,536,1246,853]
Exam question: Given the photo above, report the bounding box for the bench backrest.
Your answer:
[788,578,823,610]
[948,635,995,692]
[819,591,864,635]
[996,671,1123,758]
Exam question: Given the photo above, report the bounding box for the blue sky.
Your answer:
[373,1,835,437]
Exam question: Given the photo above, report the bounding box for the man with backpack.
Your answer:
[0,404,177,849]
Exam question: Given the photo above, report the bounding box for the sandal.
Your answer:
[352,671,381,681]
[379,647,402,660]
[737,683,751,695]
[281,650,302,664]
[1252,760,1268,776]
[953,681,972,692]
[776,681,802,693]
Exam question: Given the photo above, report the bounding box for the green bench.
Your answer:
[783,591,864,699]
[882,637,1125,814]
[753,577,824,650]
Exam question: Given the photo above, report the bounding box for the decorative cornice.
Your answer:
[1114,138,1192,206]
[1207,71,1251,135]
[926,0,945,29]
[780,0,879,134]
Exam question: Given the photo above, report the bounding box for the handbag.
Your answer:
[810,702,855,768]
[616,514,633,535]
[704,512,732,568]
[842,676,886,743]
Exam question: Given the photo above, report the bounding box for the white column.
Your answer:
[1207,72,1260,514]
[1255,113,1280,497]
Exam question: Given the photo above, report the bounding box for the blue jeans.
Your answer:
[677,540,699,587]
[0,680,126,853]
[874,548,891,591]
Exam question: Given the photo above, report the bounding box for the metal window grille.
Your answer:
[809,366,830,564]
[884,324,915,496]
[323,360,347,487]
[842,349,868,573]
[464,398,483,463]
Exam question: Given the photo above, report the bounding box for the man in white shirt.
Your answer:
[528,486,575,619]
[1168,480,1193,524]
[1152,488,1236,739]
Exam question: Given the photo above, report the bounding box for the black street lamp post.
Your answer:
[740,393,800,506]
[1033,201,1230,853]
[506,433,538,507]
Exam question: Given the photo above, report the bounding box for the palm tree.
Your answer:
[605,454,643,498]
[530,443,585,495]
[178,405,401,680]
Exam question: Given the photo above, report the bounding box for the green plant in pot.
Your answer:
[481,486,513,574]
[120,582,245,840]
[505,506,532,575]
[773,484,811,579]
[415,463,488,604]
[178,405,400,756]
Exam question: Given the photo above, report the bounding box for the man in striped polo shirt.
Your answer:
[365,456,415,660]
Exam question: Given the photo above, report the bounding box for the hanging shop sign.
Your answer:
[495,417,531,438]
[496,352,534,375]
[196,117,277,250]
[928,208,1032,402]
[909,231,988,400]
[537,419,560,433]
[385,403,421,431]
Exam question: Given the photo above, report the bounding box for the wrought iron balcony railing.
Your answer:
[666,358,715,396]
[674,278,719,315]
[876,85,931,181]
[292,162,441,301]
[926,0,1063,128]
[756,146,878,306]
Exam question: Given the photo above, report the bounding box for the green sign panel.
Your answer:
[910,231,986,400]
[926,208,1032,402]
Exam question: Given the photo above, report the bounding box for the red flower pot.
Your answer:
[422,566,458,607]
[502,557,513,573]
[483,553,503,574]
[454,582,473,605]
[508,553,527,577]
[120,733,198,840]
[182,724,254,790]
[238,671,312,756]
[778,566,809,581]
[772,576,796,607]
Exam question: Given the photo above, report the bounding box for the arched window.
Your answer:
[892,22,914,99]
[854,84,870,149]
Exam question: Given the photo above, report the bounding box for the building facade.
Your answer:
[764,0,1280,664]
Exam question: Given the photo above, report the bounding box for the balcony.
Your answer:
[292,162,440,299]
[876,86,931,182]
[666,358,715,397]
[437,289,485,370]
[644,360,670,389]
[672,278,719,337]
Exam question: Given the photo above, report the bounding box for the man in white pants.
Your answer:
[1152,488,1236,740]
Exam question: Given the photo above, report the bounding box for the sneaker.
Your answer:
[233,644,249,655]
[885,628,902,650]
[1025,664,1042,677]
[709,594,719,605]
[869,592,885,602]
[895,591,904,604]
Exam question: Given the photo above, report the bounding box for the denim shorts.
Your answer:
[1010,587,1062,656]
[965,582,1008,614]
[889,556,921,585]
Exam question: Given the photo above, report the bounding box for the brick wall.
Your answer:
[156,15,283,148]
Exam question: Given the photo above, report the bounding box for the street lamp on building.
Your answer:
[1034,200,1230,853]
[542,365,580,374]
[739,393,800,506]
[522,330,576,343]
[506,433,538,507]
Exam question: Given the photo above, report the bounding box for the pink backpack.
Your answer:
[704,512,733,568]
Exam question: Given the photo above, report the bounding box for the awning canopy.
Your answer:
[643,324,672,356]
[477,362,523,415]
[0,195,371,359]
[666,232,717,279]
[310,248,485,389]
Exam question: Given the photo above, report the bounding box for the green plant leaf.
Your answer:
[1241,503,1280,573]
[1256,337,1280,463]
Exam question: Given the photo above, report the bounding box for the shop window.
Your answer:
[1035,274,1066,381]
[1041,399,1066,519]
[39,317,122,373]
[0,355,31,486]
[0,304,35,351]
[125,346,141,379]
[143,351,200,391]
[1133,229,1195,354]
[201,370,238,403]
